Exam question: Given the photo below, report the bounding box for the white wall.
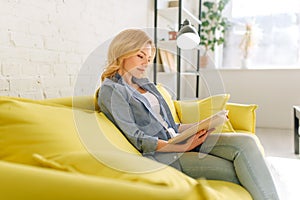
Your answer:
[0,0,152,99]
[219,69,300,129]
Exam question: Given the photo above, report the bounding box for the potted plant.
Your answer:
[199,0,230,67]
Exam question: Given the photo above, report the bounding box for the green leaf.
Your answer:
[203,2,214,9]
[202,21,210,27]
[218,38,225,45]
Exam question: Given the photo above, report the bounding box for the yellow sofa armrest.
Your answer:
[226,103,258,134]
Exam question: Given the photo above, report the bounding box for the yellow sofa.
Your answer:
[0,87,258,200]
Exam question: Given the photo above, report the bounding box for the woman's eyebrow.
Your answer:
[140,50,151,58]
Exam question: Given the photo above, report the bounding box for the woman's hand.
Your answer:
[180,129,208,151]
[156,129,208,152]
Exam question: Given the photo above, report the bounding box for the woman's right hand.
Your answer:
[156,129,208,152]
[180,129,208,151]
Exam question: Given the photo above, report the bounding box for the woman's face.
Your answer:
[120,44,153,78]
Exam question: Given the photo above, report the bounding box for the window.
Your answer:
[222,0,300,69]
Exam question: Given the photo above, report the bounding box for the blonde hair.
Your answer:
[101,29,156,82]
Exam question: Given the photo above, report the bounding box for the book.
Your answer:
[159,49,170,72]
[159,49,176,72]
[168,110,229,144]
[165,51,176,72]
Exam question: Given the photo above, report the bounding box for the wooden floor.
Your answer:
[256,127,299,159]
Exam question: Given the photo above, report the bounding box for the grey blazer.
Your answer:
[97,73,182,170]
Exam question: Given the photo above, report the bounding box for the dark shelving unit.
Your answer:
[154,0,202,100]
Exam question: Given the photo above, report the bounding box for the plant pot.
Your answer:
[241,58,251,69]
[168,31,177,40]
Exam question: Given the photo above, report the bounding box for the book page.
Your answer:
[168,110,228,144]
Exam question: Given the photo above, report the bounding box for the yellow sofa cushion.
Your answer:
[226,103,258,133]
[156,84,180,123]
[0,96,139,166]
[33,151,198,191]
[32,152,252,199]
[0,96,198,190]
[197,180,253,200]
[174,94,235,133]
[0,160,252,200]
[43,96,97,111]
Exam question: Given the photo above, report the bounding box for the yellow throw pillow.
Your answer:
[226,103,258,133]
[156,84,180,123]
[174,94,235,133]
[0,96,139,165]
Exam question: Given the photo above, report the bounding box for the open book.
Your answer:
[168,110,229,144]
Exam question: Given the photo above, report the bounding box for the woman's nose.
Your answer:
[142,59,149,66]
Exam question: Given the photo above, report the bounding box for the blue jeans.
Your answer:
[179,133,279,200]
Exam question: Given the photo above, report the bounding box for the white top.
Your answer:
[142,92,178,138]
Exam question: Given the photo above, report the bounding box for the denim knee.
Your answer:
[233,134,264,155]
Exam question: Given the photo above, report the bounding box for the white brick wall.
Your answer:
[0,0,152,99]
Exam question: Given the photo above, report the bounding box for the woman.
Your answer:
[97,29,279,200]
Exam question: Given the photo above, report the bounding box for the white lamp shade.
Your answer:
[176,32,200,50]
